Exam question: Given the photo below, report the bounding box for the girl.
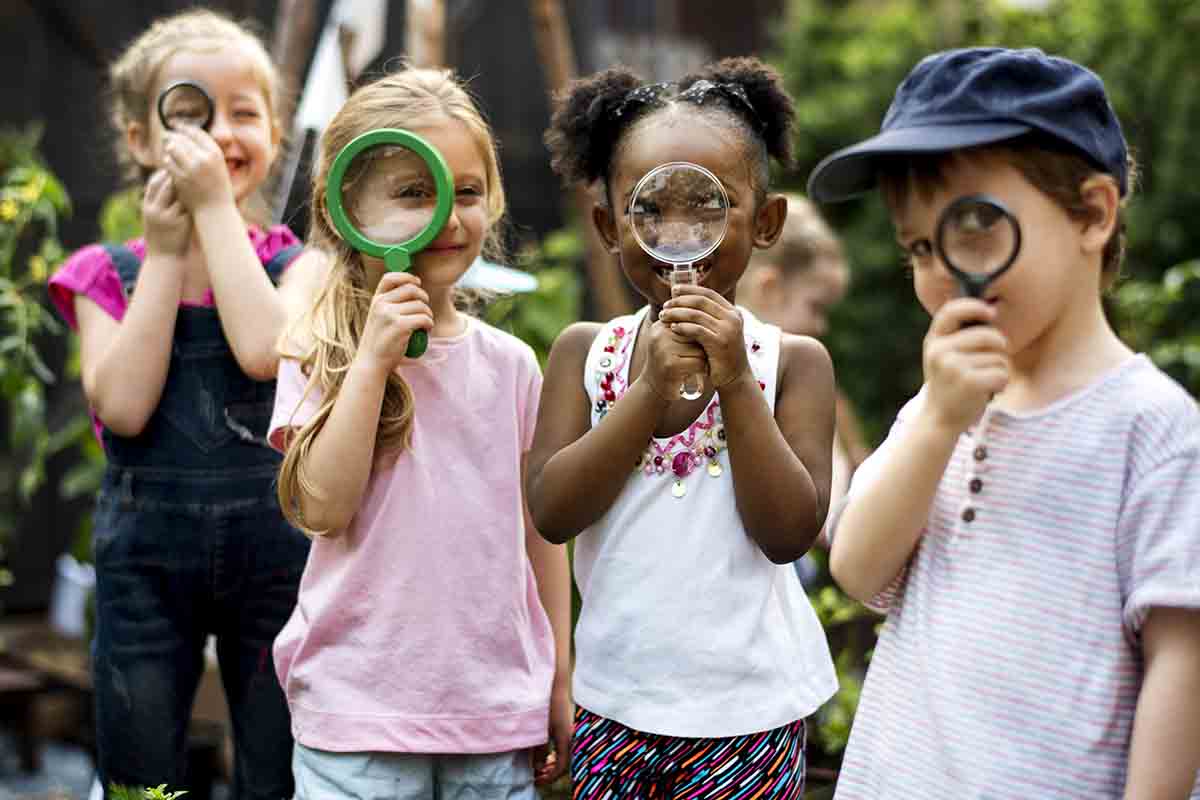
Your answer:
[532,58,838,798]
[270,67,572,798]
[47,9,321,798]
[808,47,1200,797]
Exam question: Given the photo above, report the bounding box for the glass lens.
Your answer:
[158,83,213,131]
[629,162,729,264]
[340,144,438,246]
[939,197,1019,277]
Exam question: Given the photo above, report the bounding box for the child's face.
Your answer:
[779,260,848,338]
[891,151,1097,358]
[598,111,782,307]
[349,118,490,289]
[135,41,279,204]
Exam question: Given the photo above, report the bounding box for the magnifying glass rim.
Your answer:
[157,80,214,132]
[934,192,1023,297]
[324,128,455,264]
[627,161,730,264]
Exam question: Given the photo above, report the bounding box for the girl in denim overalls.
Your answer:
[47,9,323,798]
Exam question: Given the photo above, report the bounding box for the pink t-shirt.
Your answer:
[268,316,555,754]
[46,226,301,441]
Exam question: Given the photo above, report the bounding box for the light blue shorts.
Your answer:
[292,742,537,800]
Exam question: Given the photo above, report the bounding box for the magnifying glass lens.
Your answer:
[940,198,1019,277]
[159,83,213,131]
[630,164,728,264]
[342,144,439,247]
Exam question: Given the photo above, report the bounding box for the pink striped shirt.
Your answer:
[830,355,1200,799]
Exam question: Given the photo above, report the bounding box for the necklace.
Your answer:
[593,311,767,498]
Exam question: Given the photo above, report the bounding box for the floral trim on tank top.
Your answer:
[594,317,767,498]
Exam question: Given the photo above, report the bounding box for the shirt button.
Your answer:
[969,478,983,494]
[973,445,988,462]
[961,508,976,523]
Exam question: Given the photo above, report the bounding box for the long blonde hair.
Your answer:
[277,67,507,534]
[107,8,287,221]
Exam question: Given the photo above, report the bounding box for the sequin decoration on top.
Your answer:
[592,314,767,498]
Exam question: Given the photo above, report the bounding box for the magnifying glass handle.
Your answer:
[671,264,705,400]
[407,330,428,358]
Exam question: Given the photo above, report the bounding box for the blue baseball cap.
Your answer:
[807,47,1129,203]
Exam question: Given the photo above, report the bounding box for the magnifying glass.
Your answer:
[629,161,729,400]
[325,129,454,359]
[157,80,214,132]
[935,194,1021,304]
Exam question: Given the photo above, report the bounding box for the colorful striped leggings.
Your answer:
[571,706,806,799]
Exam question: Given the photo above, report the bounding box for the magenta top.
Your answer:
[47,225,302,441]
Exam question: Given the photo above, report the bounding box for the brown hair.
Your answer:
[107,8,287,221]
[277,67,506,535]
[879,135,1137,291]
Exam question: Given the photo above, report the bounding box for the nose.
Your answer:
[207,110,233,143]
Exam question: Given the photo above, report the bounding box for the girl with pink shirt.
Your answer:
[269,67,572,798]
[46,10,322,797]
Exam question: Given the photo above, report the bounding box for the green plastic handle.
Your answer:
[325,129,454,360]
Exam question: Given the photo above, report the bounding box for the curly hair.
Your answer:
[545,56,795,203]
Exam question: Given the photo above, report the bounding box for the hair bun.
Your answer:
[688,56,795,167]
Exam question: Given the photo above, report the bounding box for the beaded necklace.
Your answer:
[593,311,767,498]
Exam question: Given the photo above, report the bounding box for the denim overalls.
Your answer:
[91,244,310,799]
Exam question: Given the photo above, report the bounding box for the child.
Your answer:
[534,58,838,797]
[46,9,321,798]
[807,47,1200,797]
[739,194,870,557]
[270,67,572,798]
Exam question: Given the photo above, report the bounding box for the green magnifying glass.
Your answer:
[325,129,454,358]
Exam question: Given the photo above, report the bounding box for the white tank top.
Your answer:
[572,305,837,738]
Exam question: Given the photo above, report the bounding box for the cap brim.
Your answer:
[457,258,539,294]
[806,122,1033,203]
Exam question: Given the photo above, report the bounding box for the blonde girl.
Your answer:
[269,67,572,798]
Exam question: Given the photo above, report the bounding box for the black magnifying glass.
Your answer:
[325,129,454,359]
[935,193,1022,302]
[157,80,214,132]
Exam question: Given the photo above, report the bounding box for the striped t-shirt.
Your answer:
[830,355,1200,799]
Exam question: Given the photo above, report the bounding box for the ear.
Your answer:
[1078,174,1120,256]
[592,201,621,254]
[126,121,156,169]
[753,192,788,249]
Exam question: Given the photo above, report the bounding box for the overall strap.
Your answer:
[263,244,303,286]
[102,244,142,300]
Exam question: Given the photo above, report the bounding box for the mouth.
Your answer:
[654,259,712,285]
[425,243,466,253]
[225,158,247,174]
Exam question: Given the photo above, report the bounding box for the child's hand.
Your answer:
[142,169,191,259]
[660,285,752,389]
[357,272,433,376]
[923,298,1009,432]
[531,685,572,785]
[160,126,235,211]
[642,316,708,402]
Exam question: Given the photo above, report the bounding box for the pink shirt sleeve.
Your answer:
[269,357,324,452]
[254,224,302,272]
[47,244,128,330]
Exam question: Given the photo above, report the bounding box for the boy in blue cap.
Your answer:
[809,48,1200,798]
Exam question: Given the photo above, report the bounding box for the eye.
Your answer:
[234,109,260,120]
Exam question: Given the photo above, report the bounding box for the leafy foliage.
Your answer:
[0,124,79,593]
